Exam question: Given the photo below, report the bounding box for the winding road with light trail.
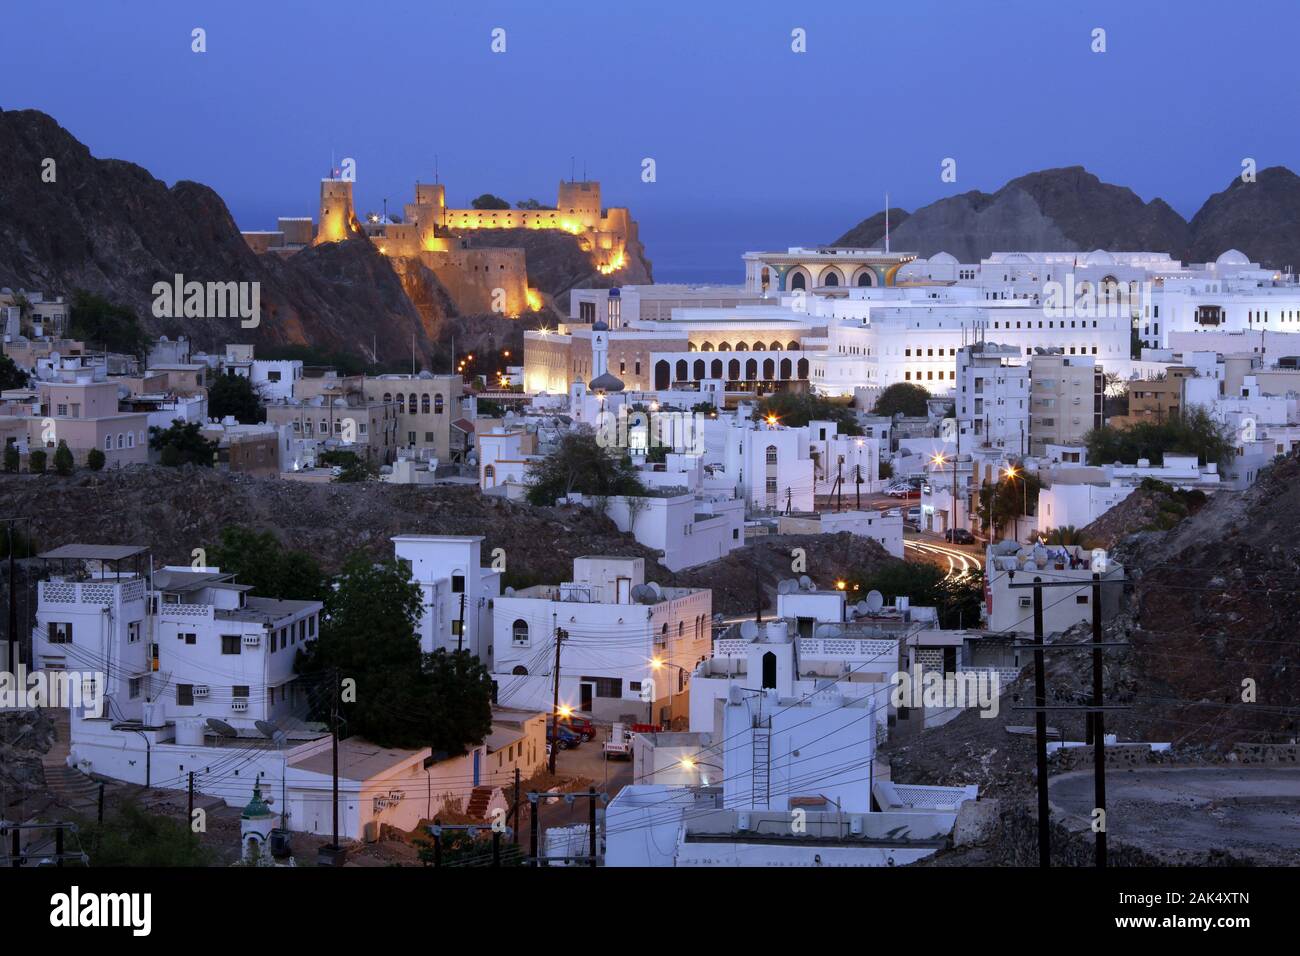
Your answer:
[905,538,983,581]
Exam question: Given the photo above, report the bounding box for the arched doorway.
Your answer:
[710,358,723,378]
[728,359,741,380]
[675,359,688,382]
[779,358,792,379]
[762,651,777,689]
[797,358,809,378]
[762,358,775,379]
[745,359,758,379]
[654,360,670,390]
[693,359,705,380]
[789,272,806,291]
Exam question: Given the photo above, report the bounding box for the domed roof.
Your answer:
[241,782,273,820]
[418,369,434,379]
[1085,249,1116,266]
[896,260,927,280]
[588,372,625,392]
[591,319,609,332]
[929,251,957,265]
[1216,248,1250,266]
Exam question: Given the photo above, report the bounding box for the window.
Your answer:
[765,445,777,464]
[298,620,306,641]
[233,685,249,699]
[49,621,73,644]
[180,632,197,645]
[434,394,444,413]
[452,574,465,593]
[1076,595,1089,604]
[129,677,142,699]
[221,635,241,655]
[104,434,113,451]
[581,676,623,698]
[177,684,194,706]
[308,616,316,637]
[127,621,141,643]
[422,394,431,414]
[512,619,529,646]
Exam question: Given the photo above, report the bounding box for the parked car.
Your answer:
[945,528,975,545]
[560,715,596,741]
[603,723,634,760]
[547,725,582,750]
[906,506,922,523]
[886,485,920,499]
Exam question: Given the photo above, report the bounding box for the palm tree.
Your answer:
[1032,525,1095,548]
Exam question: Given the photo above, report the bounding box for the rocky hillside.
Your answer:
[834,165,1300,268]
[0,466,894,617]
[0,108,651,362]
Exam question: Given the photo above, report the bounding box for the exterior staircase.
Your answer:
[465,786,495,820]
[751,720,771,808]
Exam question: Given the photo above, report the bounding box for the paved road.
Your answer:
[1049,766,1300,856]
[904,535,984,581]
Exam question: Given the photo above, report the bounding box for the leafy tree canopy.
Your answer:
[1085,407,1233,467]
[208,372,265,424]
[871,382,931,418]
[206,526,328,602]
[470,193,511,210]
[843,560,984,630]
[69,290,150,356]
[150,421,217,467]
[0,355,28,391]
[296,554,491,752]
[525,431,646,506]
[756,393,863,435]
[79,801,212,866]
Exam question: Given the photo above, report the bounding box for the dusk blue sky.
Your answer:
[5,0,1293,281]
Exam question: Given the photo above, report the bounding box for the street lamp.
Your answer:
[680,755,723,786]
[650,657,689,729]
[1004,465,1027,541]
[931,451,956,538]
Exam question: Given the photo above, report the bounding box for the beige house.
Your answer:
[30,379,149,467]
[1028,353,1104,455]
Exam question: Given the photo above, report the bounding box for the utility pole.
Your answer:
[1091,571,1108,868]
[836,457,843,512]
[547,628,568,774]
[187,771,195,828]
[1010,573,1129,869]
[529,792,540,866]
[455,592,466,653]
[588,790,598,868]
[1031,577,1050,868]
[512,767,521,845]
[855,464,861,511]
[7,521,16,676]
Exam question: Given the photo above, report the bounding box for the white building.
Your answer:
[592,492,744,572]
[984,541,1124,635]
[392,535,501,661]
[491,556,711,723]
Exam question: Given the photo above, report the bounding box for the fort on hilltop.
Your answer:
[242,176,636,317]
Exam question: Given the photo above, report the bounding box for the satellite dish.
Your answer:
[855,600,869,616]
[254,719,278,738]
[865,590,884,613]
[646,582,662,598]
[777,579,797,595]
[798,575,813,591]
[739,620,759,641]
[815,623,842,639]
[504,586,515,597]
[206,718,238,738]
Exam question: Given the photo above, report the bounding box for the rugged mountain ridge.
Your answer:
[834,165,1299,268]
[0,108,649,361]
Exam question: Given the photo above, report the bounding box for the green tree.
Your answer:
[29,448,46,473]
[53,440,74,475]
[86,447,106,471]
[879,459,893,482]
[318,448,372,482]
[296,554,435,749]
[515,198,549,210]
[525,431,646,506]
[0,355,27,391]
[975,466,1041,538]
[68,290,150,356]
[150,421,217,467]
[871,382,931,418]
[1037,525,1096,548]
[207,526,328,602]
[79,801,213,866]
[3,443,18,473]
[844,561,983,630]
[208,372,265,424]
[756,393,863,435]
[1084,407,1232,468]
[470,193,511,210]
[425,649,494,756]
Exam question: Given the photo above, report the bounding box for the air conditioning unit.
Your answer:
[193,685,210,698]
[242,634,261,648]
[231,699,249,713]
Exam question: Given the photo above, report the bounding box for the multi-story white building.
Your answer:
[984,541,1124,635]
[491,556,711,723]
[955,342,1029,457]
[392,535,501,661]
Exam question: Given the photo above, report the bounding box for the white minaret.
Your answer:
[591,320,609,380]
